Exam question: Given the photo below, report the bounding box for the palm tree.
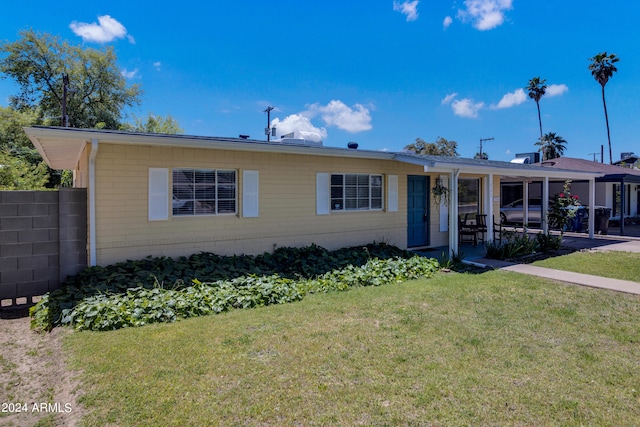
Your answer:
[535,132,567,161]
[589,52,619,164]
[526,77,547,140]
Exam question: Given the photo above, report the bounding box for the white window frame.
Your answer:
[330,173,384,211]
[172,168,237,216]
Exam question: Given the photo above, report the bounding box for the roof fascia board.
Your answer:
[23,126,394,162]
[421,165,602,179]
[391,154,602,179]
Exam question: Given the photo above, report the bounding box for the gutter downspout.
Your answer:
[89,138,98,266]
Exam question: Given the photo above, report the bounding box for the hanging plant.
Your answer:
[432,178,450,206]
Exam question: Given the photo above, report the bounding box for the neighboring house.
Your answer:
[25,127,602,266]
[502,157,640,233]
[613,153,639,169]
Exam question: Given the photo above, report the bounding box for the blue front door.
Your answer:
[407,175,429,247]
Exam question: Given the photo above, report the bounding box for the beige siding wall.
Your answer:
[90,143,453,265]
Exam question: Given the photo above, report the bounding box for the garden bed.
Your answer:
[30,243,440,332]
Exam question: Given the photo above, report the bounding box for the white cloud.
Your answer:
[306,100,373,133]
[270,114,327,143]
[546,83,568,97]
[441,93,458,105]
[493,88,526,109]
[121,68,138,79]
[451,98,484,118]
[393,1,420,22]
[457,0,512,31]
[69,15,133,43]
[443,16,453,29]
[153,61,162,71]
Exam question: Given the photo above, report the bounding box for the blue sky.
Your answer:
[1,1,638,162]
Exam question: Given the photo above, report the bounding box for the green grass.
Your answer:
[533,251,640,282]
[66,270,640,426]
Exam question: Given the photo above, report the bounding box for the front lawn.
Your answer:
[66,270,640,426]
[533,251,640,282]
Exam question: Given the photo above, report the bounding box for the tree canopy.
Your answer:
[404,137,459,156]
[123,113,184,134]
[589,52,619,164]
[0,29,142,129]
[0,149,49,190]
[526,77,547,140]
[535,132,567,161]
[0,30,186,189]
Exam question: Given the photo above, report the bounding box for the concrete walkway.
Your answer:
[500,264,640,295]
[472,236,640,296]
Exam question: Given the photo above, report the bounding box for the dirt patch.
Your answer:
[0,312,84,427]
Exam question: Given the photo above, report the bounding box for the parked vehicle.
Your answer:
[500,198,545,224]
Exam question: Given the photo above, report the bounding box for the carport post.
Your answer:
[588,178,595,239]
[542,176,549,234]
[449,169,460,257]
[523,180,529,226]
[485,173,494,242]
[620,179,626,235]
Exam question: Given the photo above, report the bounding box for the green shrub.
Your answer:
[30,243,434,331]
[484,233,539,260]
[57,256,439,331]
[485,232,562,261]
[435,250,466,270]
[536,232,562,253]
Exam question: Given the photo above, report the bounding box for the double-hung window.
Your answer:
[172,169,236,216]
[330,173,383,211]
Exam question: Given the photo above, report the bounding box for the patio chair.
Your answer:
[475,214,488,243]
[492,215,502,243]
[459,215,477,246]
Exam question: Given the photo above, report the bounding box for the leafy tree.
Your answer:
[404,137,458,156]
[589,52,619,164]
[526,77,547,140]
[0,150,49,189]
[0,106,43,162]
[474,152,489,160]
[122,113,184,134]
[535,132,566,160]
[0,29,141,129]
[0,105,70,187]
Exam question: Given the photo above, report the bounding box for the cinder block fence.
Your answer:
[0,189,87,307]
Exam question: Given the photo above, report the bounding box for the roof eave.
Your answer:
[24,126,395,169]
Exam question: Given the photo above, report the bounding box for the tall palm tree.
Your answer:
[535,132,567,161]
[526,77,547,140]
[589,52,619,164]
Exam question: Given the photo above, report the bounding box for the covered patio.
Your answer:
[394,154,604,257]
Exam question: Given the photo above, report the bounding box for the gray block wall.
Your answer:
[0,189,87,306]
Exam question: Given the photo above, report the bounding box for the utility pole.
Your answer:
[588,152,599,162]
[264,106,275,142]
[479,137,494,157]
[62,74,70,127]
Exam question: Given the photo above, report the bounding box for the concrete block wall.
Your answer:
[0,189,87,307]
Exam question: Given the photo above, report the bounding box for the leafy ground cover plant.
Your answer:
[57,257,438,331]
[30,243,437,331]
